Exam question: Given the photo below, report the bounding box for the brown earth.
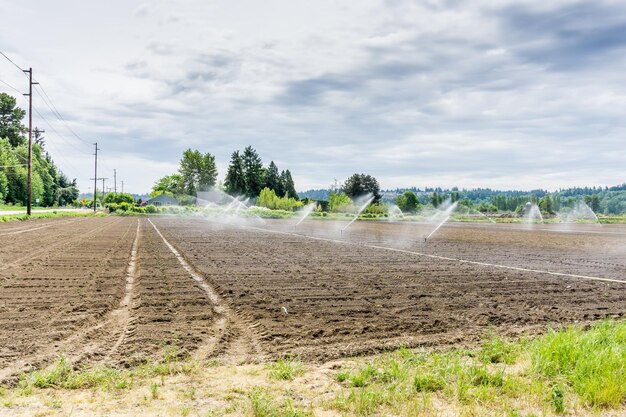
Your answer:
[0,216,625,381]
[152,217,626,360]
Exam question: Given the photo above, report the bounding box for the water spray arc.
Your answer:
[387,205,405,221]
[557,201,600,225]
[295,203,317,229]
[195,190,266,224]
[424,201,458,242]
[341,195,375,234]
[523,203,544,225]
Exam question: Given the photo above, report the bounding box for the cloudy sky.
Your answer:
[1,0,625,193]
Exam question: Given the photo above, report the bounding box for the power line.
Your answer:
[99,153,114,171]
[1,52,96,193]
[1,50,91,148]
[32,105,91,155]
[29,106,90,179]
[0,50,25,73]
[33,84,92,145]
[0,78,23,95]
[2,148,29,163]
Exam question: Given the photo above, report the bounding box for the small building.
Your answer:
[143,194,179,207]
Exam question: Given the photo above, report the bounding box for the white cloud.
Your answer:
[0,0,625,194]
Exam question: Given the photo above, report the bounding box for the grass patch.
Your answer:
[4,321,625,416]
[331,320,626,415]
[0,210,106,223]
[17,346,198,392]
[246,387,312,417]
[477,329,522,364]
[19,355,129,390]
[267,357,304,381]
[528,320,626,408]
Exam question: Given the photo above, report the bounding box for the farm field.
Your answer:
[155,217,626,360]
[2,215,624,385]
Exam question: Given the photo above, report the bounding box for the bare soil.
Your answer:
[152,217,626,360]
[0,216,624,380]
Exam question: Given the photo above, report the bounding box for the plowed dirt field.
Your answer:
[1,216,624,381]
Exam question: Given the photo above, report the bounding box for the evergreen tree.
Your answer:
[224,151,246,196]
[430,192,440,207]
[264,161,282,195]
[282,169,298,200]
[242,146,265,198]
[33,127,45,147]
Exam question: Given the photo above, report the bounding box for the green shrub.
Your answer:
[247,207,293,219]
[364,203,387,215]
[102,192,135,205]
[257,187,303,211]
[329,192,352,213]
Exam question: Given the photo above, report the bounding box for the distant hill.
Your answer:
[298,189,331,201]
[299,183,626,214]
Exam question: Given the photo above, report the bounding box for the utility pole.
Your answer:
[113,169,117,193]
[32,128,45,207]
[22,68,38,216]
[90,176,107,209]
[121,181,124,193]
[93,142,99,212]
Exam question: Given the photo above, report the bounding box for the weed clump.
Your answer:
[267,357,304,381]
[247,387,312,417]
[528,320,626,408]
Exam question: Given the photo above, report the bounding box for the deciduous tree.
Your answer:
[0,92,27,147]
[179,149,218,194]
[396,191,420,213]
[342,173,381,203]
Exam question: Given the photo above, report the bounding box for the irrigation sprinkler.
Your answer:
[341,195,375,234]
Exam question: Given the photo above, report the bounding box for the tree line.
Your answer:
[224,146,297,199]
[152,146,299,202]
[304,184,625,215]
[0,93,79,207]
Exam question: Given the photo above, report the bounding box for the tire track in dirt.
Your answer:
[147,218,264,363]
[103,219,141,360]
[41,219,141,368]
[0,218,138,383]
[162,218,623,359]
